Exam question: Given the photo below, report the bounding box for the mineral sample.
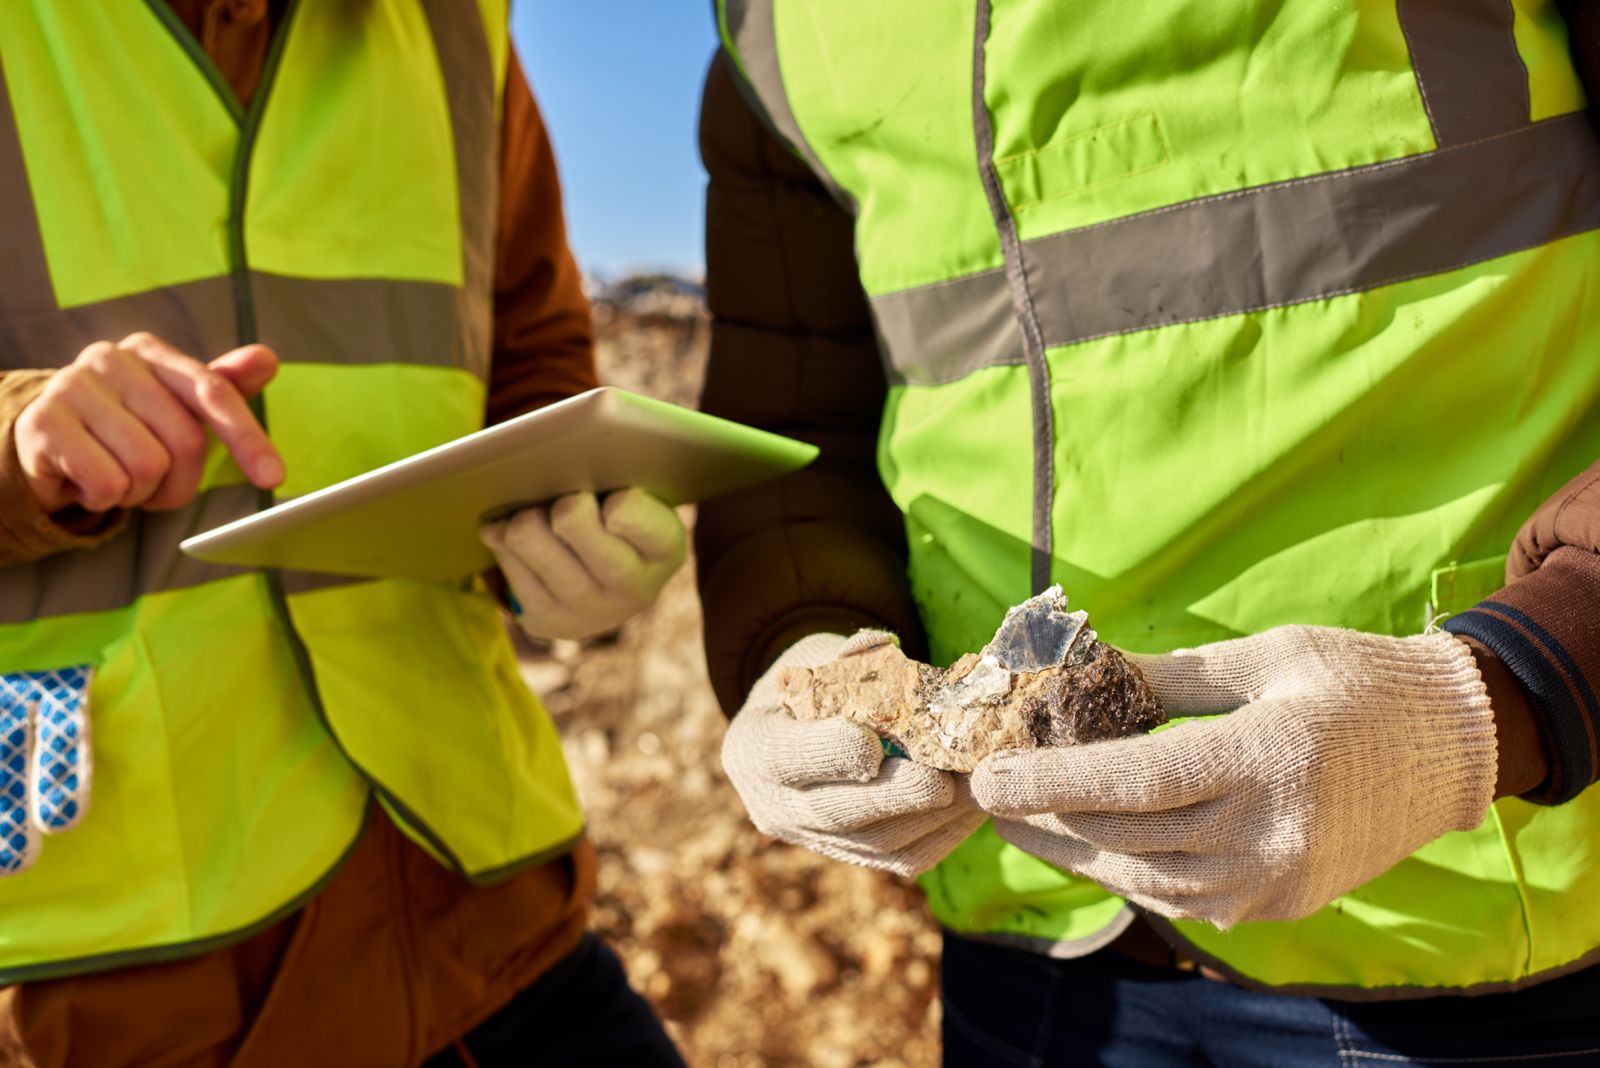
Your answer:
[778,586,1165,772]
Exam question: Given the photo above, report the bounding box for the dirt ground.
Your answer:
[516,301,943,1067]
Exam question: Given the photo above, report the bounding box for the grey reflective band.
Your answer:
[1398,0,1531,148]
[0,12,494,378]
[0,47,62,370]
[971,0,1053,596]
[0,480,364,625]
[867,278,1023,387]
[0,486,258,624]
[722,0,858,214]
[420,0,496,382]
[0,273,480,377]
[0,275,243,375]
[252,274,490,373]
[874,112,1600,387]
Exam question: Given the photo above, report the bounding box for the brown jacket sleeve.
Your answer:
[694,51,925,716]
[485,50,597,424]
[1443,459,1600,804]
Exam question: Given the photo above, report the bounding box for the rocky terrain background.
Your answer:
[516,279,942,1067]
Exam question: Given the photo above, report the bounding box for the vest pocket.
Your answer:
[1428,555,1507,622]
[994,112,1170,212]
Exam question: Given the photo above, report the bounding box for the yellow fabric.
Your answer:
[0,4,234,307]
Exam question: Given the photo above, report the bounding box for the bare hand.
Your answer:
[13,333,284,513]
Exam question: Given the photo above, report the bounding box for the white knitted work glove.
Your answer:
[722,631,985,877]
[0,667,92,876]
[481,488,685,641]
[970,626,1497,928]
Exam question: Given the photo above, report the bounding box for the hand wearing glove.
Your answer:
[482,487,685,641]
[722,631,985,877]
[970,625,1497,928]
[0,667,91,875]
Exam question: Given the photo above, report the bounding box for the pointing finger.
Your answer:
[119,333,283,489]
[207,344,279,397]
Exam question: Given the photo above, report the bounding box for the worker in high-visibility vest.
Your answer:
[697,1,1600,1062]
[0,4,686,1064]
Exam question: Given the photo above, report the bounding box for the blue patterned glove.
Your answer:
[0,667,92,875]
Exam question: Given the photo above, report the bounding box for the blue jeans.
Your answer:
[941,930,1600,1067]
[422,933,685,1067]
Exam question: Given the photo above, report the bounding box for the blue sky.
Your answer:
[513,3,720,278]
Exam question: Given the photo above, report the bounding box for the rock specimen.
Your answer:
[778,586,1165,772]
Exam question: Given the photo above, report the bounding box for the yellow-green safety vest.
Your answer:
[0,0,584,982]
[719,0,1600,995]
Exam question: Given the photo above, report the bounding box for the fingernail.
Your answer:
[508,594,523,616]
[256,455,284,486]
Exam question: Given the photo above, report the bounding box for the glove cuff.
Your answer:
[1397,632,1499,834]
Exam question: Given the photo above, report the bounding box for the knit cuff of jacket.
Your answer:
[696,521,927,717]
[0,370,130,566]
[1443,546,1600,806]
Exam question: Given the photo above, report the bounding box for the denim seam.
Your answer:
[1333,1011,1364,1068]
[1346,1048,1600,1065]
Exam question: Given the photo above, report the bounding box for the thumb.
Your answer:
[208,344,279,398]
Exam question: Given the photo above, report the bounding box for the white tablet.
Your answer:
[180,387,817,582]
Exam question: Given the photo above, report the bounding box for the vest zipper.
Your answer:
[217,1,481,876]
[969,0,1055,596]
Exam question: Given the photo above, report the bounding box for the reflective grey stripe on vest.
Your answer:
[0,24,496,378]
[722,0,858,213]
[1397,0,1531,148]
[0,481,360,625]
[419,0,497,383]
[0,486,252,625]
[251,274,487,372]
[873,112,1600,385]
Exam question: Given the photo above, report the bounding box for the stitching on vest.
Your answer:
[1501,0,1534,122]
[1395,0,1442,144]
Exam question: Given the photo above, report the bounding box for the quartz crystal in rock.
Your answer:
[778,586,1165,772]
